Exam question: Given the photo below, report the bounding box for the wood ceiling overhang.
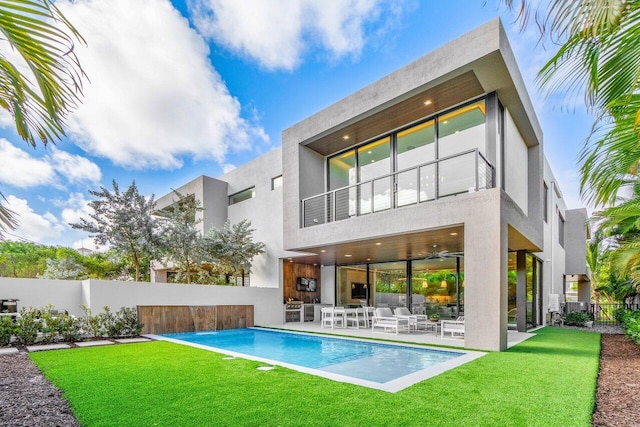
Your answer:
[305,71,484,156]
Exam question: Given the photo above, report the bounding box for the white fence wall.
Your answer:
[0,277,83,316]
[0,278,283,325]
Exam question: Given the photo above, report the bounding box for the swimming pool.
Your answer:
[157,328,485,392]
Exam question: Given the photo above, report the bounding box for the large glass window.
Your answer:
[370,261,407,309]
[438,101,486,196]
[336,264,370,307]
[508,252,541,329]
[412,258,463,319]
[397,120,436,205]
[358,137,391,214]
[329,150,357,219]
[325,97,489,219]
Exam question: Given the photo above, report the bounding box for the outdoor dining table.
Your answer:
[336,307,368,329]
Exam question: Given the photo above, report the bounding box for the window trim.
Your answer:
[229,187,255,205]
[271,175,283,190]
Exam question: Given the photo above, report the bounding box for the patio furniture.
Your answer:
[341,307,367,329]
[371,308,410,335]
[394,307,429,332]
[320,307,345,329]
[321,307,344,329]
[441,318,465,339]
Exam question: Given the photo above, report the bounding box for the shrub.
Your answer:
[98,306,119,338]
[613,307,628,324]
[564,312,591,327]
[15,307,41,346]
[80,305,102,338]
[617,309,640,344]
[0,316,17,346]
[116,307,143,338]
[58,314,82,342]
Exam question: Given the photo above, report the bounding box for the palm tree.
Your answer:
[0,0,86,238]
[505,0,640,206]
[595,181,640,290]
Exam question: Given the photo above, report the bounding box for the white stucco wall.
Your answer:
[504,108,529,213]
[0,278,84,316]
[535,158,568,318]
[0,278,284,325]
[221,147,300,289]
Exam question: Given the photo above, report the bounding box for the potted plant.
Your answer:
[429,313,440,322]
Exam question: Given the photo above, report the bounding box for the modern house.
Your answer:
[151,18,589,352]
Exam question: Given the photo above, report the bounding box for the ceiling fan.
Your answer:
[423,245,463,260]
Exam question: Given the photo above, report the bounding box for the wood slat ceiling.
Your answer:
[288,225,464,266]
[305,71,484,156]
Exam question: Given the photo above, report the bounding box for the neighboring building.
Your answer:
[152,18,589,352]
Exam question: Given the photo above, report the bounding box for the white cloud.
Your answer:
[0,139,101,189]
[188,0,409,70]
[0,139,56,188]
[60,192,93,226]
[56,0,267,170]
[5,195,65,243]
[49,149,102,185]
[222,163,236,173]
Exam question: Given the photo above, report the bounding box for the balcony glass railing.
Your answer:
[301,149,495,227]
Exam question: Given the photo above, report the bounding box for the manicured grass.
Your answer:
[31,327,599,426]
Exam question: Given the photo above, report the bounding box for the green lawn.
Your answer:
[31,327,600,426]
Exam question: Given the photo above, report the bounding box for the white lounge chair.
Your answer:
[394,306,429,332]
[371,307,410,335]
[441,317,465,339]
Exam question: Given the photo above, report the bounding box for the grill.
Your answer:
[0,299,18,313]
[284,301,303,323]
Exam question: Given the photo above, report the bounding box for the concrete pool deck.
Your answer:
[260,322,535,350]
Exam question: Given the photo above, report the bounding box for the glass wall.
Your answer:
[326,98,487,212]
[411,258,463,319]
[334,257,464,317]
[336,264,369,307]
[370,261,407,309]
[328,150,356,219]
[358,137,391,214]
[397,120,436,205]
[507,252,542,329]
[438,101,486,196]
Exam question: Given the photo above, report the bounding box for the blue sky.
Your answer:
[0,0,592,250]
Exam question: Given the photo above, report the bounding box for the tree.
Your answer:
[203,220,265,286]
[0,241,54,277]
[70,181,160,282]
[157,192,204,284]
[505,0,640,206]
[0,1,86,236]
[39,257,87,280]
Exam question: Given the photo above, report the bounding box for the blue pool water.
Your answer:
[162,328,462,384]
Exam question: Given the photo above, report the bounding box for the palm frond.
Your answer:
[0,0,86,147]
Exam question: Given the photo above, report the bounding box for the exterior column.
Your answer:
[516,250,527,332]
[578,279,591,303]
[464,205,508,351]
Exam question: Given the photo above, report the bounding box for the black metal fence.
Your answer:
[589,303,640,325]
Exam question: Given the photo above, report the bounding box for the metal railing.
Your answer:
[301,149,495,228]
[589,303,640,325]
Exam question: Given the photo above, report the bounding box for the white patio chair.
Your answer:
[371,307,410,335]
[321,307,344,329]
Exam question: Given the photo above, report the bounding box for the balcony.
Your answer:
[301,149,495,228]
